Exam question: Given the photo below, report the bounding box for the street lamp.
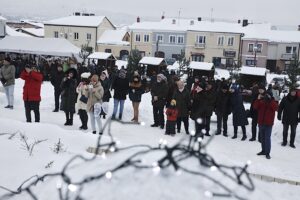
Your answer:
[253,42,258,67]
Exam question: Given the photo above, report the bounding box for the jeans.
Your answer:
[283,124,297,145]
[251,115,258,139]
[112,99,125,119]
[24,101,40,122]
[54,87,61,110]
[216,114,228,134]
[152,105,165,127]
[89,111,102,132]
[259,125,272,155]
[176,117,189,134]
[4,85,14,106]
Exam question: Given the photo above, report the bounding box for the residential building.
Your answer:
[44,14,115,51]
[0,16,6,39]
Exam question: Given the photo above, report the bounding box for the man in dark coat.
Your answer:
[60,68,78,125]
[150,73,168,129]
[20,65,43,122]
[278,87,300,148]
[111,69,129,120]
[249,83,262,141]
[254,91,278,159]
[203,82,216,136]
[215,84,231,137]
[50,65,64,112]
[173,80,190,134]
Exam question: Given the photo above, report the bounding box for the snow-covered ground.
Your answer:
[0,77,299,200]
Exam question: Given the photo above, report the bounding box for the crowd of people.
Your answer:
[1,55,300,160]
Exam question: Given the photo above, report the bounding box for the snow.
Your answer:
[115,60,128,69]
[240,66,267,76]
[0,78,299,200]
[21,20,44,28]
[5,25,32,37]
[97,30,129,45]
[17,28,44,37]
[45,16,106,27]
[167,61,180,71]
[189,61,214,71]
[0,36,80,57]
[215,68,231,80]
[139,56,165,65]
[88,52,116,60]
[0,16,7,21]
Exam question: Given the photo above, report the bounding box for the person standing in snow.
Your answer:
[128,72,144,123]
[165,99,178,136]
[150,74,169,129]
[249,83,262,141]
[277,87,300,148]
[76,72,91,130]
[60,68,77,126]
[87,75,104,134]
[254,90,278,159]
[50,65,64,112]
[0,57,15,109]
[20,65,43,122]
[111,69,129,120]
[99,71,111,119]
[203,81,216,136]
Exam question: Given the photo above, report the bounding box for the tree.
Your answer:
[177,49,189,76]
[127,49,142,74]
[79,43,93,65]
[286,56,300,88]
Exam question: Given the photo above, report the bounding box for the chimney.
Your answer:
[161,15,165,20]
[298,25,300,31]
[238,19,241,24]
[90,13,95,16]
[137,16,140,23]
[74,12,81,16]
[198,17,202,21]
[190,20,194,25]
[172,19,176,24]
[242,19,248,27]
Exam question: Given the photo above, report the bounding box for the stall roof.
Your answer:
[0,36,80,57]
[240,66,267,76]
[139,57,165,65]
[115,60,128,69]
[189,62,214,71]
[88,52,116,60]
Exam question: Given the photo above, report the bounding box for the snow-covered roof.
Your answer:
[45,16,106,27]
[17,28,44,37]
[97,30,129,45]
[5,25,32,37]
[88,52,116,60]
[115,60,128,69]
[21,20,44,28]
[0,36,80,57]
[139,57,165,65]
[239,66,266,76]
[215,69,231,80]
[0,16,7,21]
[189,62,214,71]
[167,61,180,71]
[130,18,243,34]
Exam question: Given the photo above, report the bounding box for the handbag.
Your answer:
[79,89,88,104]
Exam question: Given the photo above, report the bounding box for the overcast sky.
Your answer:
[1,0,299,26]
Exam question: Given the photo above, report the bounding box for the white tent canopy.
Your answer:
[139,57,165,65]
[189,61,214,71]
[0,36,81,58]
[88,52,116,60]
[240,66,266,76]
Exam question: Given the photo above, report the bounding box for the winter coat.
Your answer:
[50,70,64,89]
[112,76,129,100]
[100,78,112,102]
[215,90,231,116]
[20,70,43,101]
[278,94,300,125]
[87,82,104,112]
[76,83,89,111]
[205,89,216,117]
[190,90,207,120]
[166,107,178,121]
[151,80,169,107]
[231,91,249,126]
[0,64,15,86]
[253,98,278,126]
[60,77,77,113]
[173,88,190,117]
[129,81,144,102]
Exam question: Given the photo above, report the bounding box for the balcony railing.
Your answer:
[281,53,295,60]
[194,43,206,49]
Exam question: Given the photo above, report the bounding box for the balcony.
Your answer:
[194,43,206,49]
[281,53,295,60]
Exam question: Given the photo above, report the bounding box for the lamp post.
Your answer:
[253,41,258,67]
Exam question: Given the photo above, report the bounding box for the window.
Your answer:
[191,54,204,62]
[177,36,184,44]
[74,32,79,40]
[157,34,164,43]
[248,44,254,52]
[196,35,206,44]
[144,34,150,42]
[87,33,91,40]
[135,34,141,42]
[217,36,224,46]
[169,35,176,43]
[286,46,297,54]
[227,37,234,46]
[246,59,256,66]
[105,49,112,53]
[54,31,58,38]
[256,44,262,53]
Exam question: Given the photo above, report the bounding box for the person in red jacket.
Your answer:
[253,91,278,159]
[165,99,178,136]
[20,64,43,122]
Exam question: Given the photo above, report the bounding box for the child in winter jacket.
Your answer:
[165,99,178,136]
